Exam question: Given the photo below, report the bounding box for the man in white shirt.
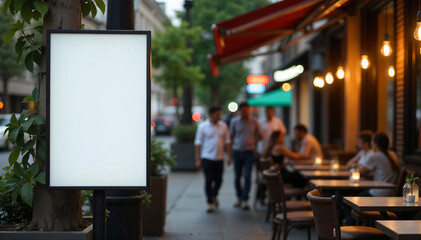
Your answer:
[257,106,287,154]
[195,106,232,213]
[345,130,374,170]
[289,124,323,159]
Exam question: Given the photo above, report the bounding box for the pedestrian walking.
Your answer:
[229,102,263,210]
[195,106,232,213]
[257,106,287,155]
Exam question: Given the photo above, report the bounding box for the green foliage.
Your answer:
[151,21,204,91]
[0,169,32,223]
[150,138,176,176]
[1,88,45,207]
[0,12,25,83]
[3,0,105,72]
[190,0,270,106]
[172,124,197,143]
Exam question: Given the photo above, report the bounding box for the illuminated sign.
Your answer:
[247,84,265,94]
[274,65,304,82]
[247,75,269,85]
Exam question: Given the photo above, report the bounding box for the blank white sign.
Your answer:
[48,31,150,188]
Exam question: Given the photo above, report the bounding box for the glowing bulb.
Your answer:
[415,14,421,40]
[282,83,291,91]
[228,102,238,112]
[325,72,334,84]
[336,66,345,79]
[388,65,395,77]
[361,55,370,69]
[380,40,392,56]
[313,77,324,88]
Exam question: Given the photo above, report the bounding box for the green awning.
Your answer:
[247,89,292,106]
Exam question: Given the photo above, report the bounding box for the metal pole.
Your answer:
[93,190,106,240]
[181,0,194,124]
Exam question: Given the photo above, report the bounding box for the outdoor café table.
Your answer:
[309,179,395,197]
[343,197,421,219]
[299,170,350,179]
[286,159,331,165]
[375,220,421,240]
[293,164,346,171]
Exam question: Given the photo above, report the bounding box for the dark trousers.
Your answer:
[202,159,224,204]
[233,151,254,201]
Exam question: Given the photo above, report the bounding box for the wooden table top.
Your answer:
[343,197,421,212]
[299,170,350,179]
[293,165,347,171]
[287,159,331,165]
[309,179,395,190]
[376,220,421,240]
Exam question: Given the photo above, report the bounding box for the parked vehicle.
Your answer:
[152,114,177,135]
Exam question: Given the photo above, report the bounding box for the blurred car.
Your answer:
[152,114,177,135]
[0,114,16,150]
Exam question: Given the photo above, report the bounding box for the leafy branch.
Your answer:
[3,0,105,72]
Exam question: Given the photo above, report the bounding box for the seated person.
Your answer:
[263,131,306,187]
[286,124,324,160]
[357,132,400,196]
[345,130,374,170]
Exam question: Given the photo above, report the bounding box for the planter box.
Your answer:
[143,175,167,236]
[0,224,92,240]
[171,143,198,171]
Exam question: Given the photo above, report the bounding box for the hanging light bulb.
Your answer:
[282,82,291,91]
[414,9,421,40]
[380,34,392,56]
[361,55,370,69]
[336,66,345,79]
[325,72,334,84]
[313,76,324,88]
[388,65,395,77]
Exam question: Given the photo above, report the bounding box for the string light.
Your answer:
[380,35,392,56]
[313,76,325,88]
[325,72,334,84]
[388,65,395,77]
[282,83,291,91]
[361,55,370,69]
[415,1,421,40]
[336,66,345,79]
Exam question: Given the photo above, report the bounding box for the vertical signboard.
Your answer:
[46,30,150,189]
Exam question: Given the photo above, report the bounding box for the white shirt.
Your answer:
[356,149,374,166]
[194,120,231,160]
[257,117,286,154]
[360,151,399,196]
[299,134,324,159]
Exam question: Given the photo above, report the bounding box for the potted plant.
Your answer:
[170,124,198,171]
[142,138,176,236]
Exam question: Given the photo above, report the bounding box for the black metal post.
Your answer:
[106,0,134,30]
[181,0,193,124]
[93,190,106,240]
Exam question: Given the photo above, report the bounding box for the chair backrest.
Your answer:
[394,166,410,196]
[307,189,341,240]
[263,169,287,218]
[259,157,271,171]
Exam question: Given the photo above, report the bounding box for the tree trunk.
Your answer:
[210,85,219,107]
[30,0,83,231]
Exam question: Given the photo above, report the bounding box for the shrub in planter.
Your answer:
[143,138,175,236]
[171,124,197,171]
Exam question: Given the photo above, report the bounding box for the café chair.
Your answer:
[263,169,313,240]
[254,157,271,209]
[351,166,409,225]
[307,189,388,240]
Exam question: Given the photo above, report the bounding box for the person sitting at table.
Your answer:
[345,130,374,170]
[357,132,400,196]
[287,124,324,160]
[263,130,307,187]
[340,132,401,225]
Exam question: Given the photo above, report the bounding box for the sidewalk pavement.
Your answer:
[145,165,317,240]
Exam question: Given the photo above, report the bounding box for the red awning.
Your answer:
[209,0,353,77]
